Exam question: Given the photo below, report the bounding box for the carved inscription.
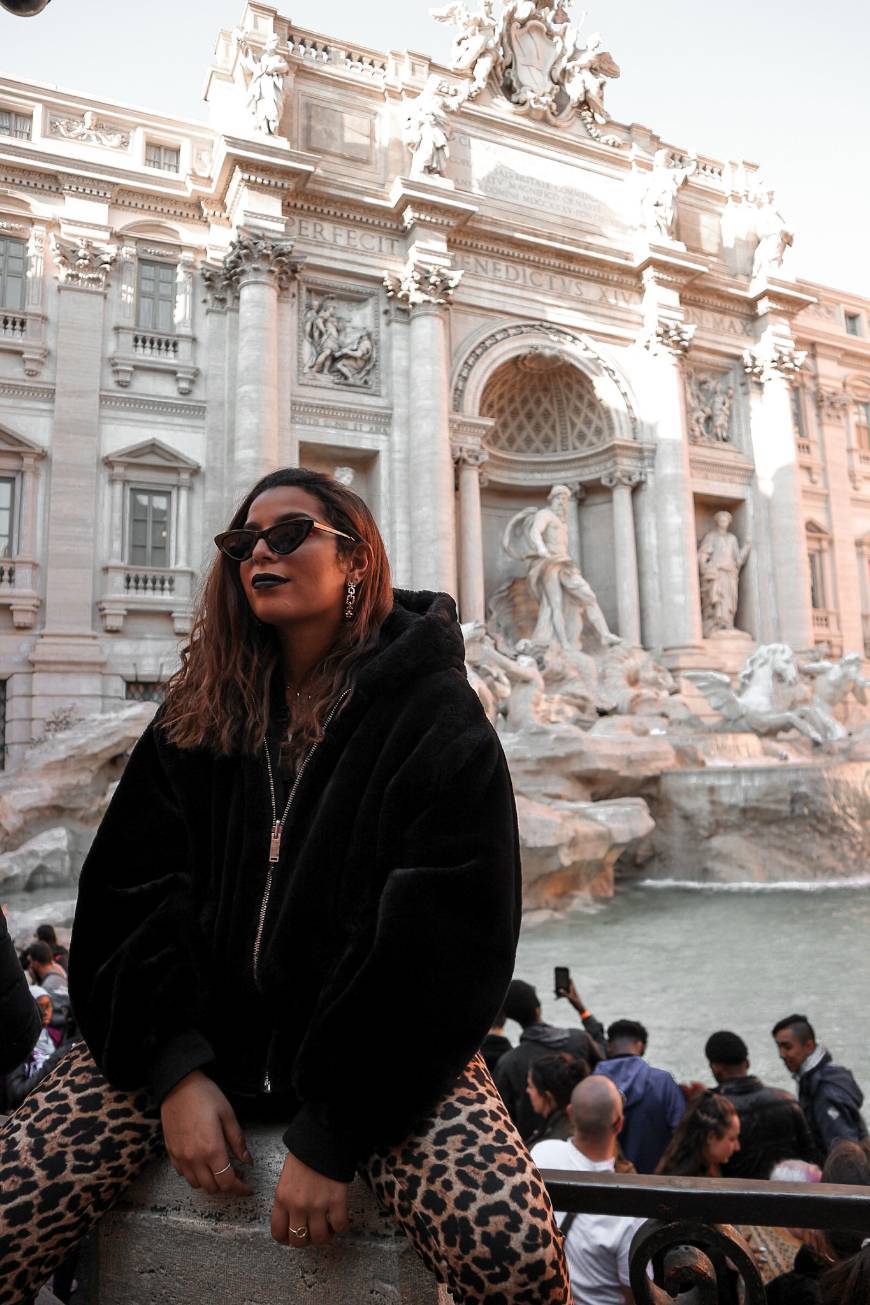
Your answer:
[453,252,640,306]
[284,215,401,257]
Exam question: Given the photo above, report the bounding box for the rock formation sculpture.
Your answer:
[697,511,751,638]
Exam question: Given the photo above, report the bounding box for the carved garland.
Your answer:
[452,322,638,433]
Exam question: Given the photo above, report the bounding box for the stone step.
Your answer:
[77,1124,447,1304]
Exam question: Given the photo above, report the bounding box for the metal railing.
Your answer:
[541,1170,870,1303]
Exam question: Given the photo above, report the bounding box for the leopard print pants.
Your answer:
[1,1043,571,1304]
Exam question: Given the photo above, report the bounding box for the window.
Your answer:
[125,680,166,704]
[808,551,826,610]
[0,477,15,559]
[790,387,806,439]
[856,402,870,453]
[845,312,863,338]
[145,141,180,173]
[128,489,170,568]
[0,236,27,311]
[136,259,176,334]
[0,109,32,141]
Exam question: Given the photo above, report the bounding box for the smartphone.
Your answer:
[554,966,570,998]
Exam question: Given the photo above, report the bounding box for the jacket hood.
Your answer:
[353,590,467,700]
[520,1022,578,1050]
[596,1054,654,1104]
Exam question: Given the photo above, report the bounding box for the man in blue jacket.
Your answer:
[772,1013,867,1159]
[593,1018,686,1173]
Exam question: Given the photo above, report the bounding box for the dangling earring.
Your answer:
[344,580,357,622]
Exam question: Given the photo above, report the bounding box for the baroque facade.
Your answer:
[0,0,868,762]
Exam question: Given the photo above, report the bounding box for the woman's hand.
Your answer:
[271,1152,349,1248]
[160,1070,253,1197]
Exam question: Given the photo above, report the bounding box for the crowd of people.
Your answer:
[3,904,869,1303]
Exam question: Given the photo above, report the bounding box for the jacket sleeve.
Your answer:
[283,709,522,1182]
[0,912,41,1074]
[67,721,215,1103]
[813,1078,866,1152]
[665,1073,688,1132]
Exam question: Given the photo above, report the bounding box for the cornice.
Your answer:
[689,447,755,486]
[114,188,208,223]
[0,381,55,405]
[284,194,401,234]
[99,393,206,421]
[291,398,392,435]
[450,234,639,291]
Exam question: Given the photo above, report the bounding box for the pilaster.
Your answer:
[451,419,493,624]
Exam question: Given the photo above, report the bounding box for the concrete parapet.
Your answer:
[78,1124,444,1304]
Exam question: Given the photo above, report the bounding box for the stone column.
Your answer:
[602,470,643,645]
[743,337,814,651]
[107,472,124,564]
[640,318,705,663]
[175,474,192,570]
[175,252,195,331]
[30,236,118,724]
[633,450,661,649]
[225,229,300,501]
[18,454,40,560]
[386,303,413,587]
[816,387,863,653]
[566,483,585,568]
[201,262,236,540]
[451,442,489,624]
[384,260,462,597]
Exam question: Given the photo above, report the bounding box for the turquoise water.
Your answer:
[514,886,870,1097]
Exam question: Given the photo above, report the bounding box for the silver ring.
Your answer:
[211,1162,233,1177]
[288,1224,309,1239]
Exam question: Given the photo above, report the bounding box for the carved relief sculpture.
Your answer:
[402,75,465,178]
[235,31,290,136]
[640,149,698,241]
[302,293,378,388]
[697,511,750,638]
[751,186,794,280]
[432,0,620,138]
[50,109,130,149]
[688,371,735,444]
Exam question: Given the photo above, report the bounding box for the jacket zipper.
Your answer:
[254,689,350,1092]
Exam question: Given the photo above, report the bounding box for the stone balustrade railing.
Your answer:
[0,557,40,628]
[99,563,195,635]
[287,28,387,78]
[0,306,47,377]
[0,311,26,340]
[111,324,197,395]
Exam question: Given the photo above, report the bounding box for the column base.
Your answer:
[28,632,107,735]
[702,629,756,675]
[659,643,713,673]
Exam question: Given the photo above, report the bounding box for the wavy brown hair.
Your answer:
[656,1092,737,1178]
[160,468,393,756]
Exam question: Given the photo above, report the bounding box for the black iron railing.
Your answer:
[541,1171,870,1303]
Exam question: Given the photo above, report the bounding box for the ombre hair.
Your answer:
[160,468,393,756]
[656,1092,738,1178]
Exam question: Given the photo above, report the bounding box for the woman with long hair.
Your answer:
[0,468,571,1304]
[656,1090,741,1178]
[525,1054,590,1147]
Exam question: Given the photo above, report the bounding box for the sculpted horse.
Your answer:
[689,643,827,745]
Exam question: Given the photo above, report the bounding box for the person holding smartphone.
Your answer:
[0,468,571,1305]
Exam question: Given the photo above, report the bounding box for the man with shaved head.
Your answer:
[531,1076,644,1303]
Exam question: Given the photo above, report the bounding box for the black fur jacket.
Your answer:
[0,910,41,1074]
[68,591,521,1182]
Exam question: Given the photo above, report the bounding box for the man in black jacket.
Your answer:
[705,1029,816,1177]
[0,907,42,1081]
[772,1013,868,1158]
[494,979,599,1139]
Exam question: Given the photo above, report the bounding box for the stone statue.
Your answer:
[689,644,827,745]
[402,76,465,178]
[798,653,870,743]
[236,31,289,136]
[431,0,500,97]
[303,296,377,387]
[562,34,621,123]
[51,109,130,150]
[640,149,697,241]
[697,512,750,637]
[503,484,620,652]
[751,187,793,280]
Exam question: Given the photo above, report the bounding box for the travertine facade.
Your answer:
[0,0,868,762]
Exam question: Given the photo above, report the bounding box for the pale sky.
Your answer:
[2,0,869,296]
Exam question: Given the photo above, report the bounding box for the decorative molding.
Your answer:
[48,111,131,150]
[104,436,201,477]
[451,441,489,470]
[383,259,463,309]
[50,234,117,290]
[291,398,392,436]
[0,381,55,404]
[601,469,645,489]
[99,393,206,422]
[743,339,806,383]
[815,386,850,423]
[689,447,755,486]
[222,229,302,291]
[641,318,697,357]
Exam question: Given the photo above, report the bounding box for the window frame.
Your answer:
[126,485,173,570]
[136,257,177,334]
[0,108,32,141]
[144,140,181,174]
[0,234,27,312]
[0,473,18,560]
[845,312,863,338]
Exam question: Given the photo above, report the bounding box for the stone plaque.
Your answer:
[303,99,374,163]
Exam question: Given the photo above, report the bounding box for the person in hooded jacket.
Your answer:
[593,1018,686,1173]
[772,1014,867,1160]
[0,469,571,1305]
[0,907,42,1084]
[494,978,600,1140]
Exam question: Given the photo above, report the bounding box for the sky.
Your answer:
[2,0,869,296]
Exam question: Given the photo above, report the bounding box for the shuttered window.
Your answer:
[0,237,26,311]
[136,259,176,333]
[0,477,15,559]
[128,489,170,568]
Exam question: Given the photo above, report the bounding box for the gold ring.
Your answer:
[288,1224,309,1239]
[211,1162,233,1177]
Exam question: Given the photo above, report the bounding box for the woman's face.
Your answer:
[526,1072,551,1118]
[705,1116,740,1168]
[237,486,352,630]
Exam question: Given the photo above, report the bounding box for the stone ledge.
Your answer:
[78,1124,444,1304]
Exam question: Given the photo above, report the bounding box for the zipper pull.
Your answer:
[269,821,281,863]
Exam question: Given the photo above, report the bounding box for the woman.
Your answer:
[525,1055,590,1147]
[0,469,571,1305]
[656,1091,741,1177]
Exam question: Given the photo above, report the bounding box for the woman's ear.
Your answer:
[347,542,372,585]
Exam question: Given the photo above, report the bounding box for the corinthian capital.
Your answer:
[743,339,806,384]
[50,234,117,291]
[223,229,301,291]
[641,317,696,357]
[601,469,645,490]
[383,258,463,310]
[451,441,489,471]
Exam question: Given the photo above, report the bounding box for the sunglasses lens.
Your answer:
[267,520,312,554]
[218,531,255,561]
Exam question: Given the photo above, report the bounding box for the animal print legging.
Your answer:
[0,1043,572,1305]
